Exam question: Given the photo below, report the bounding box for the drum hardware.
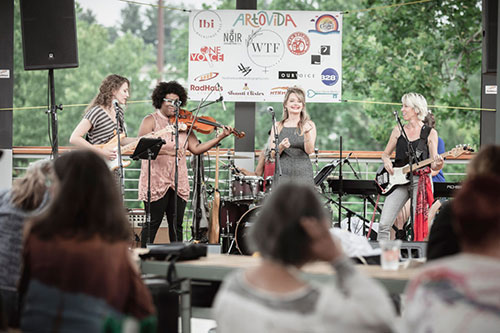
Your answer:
[230,175,264,201]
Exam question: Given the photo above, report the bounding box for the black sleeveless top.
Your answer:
[394,125,431,167]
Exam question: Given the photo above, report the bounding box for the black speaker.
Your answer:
[20,0,78,70]
[482,0,498,73]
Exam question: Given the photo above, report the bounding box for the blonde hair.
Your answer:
[402,92,428,121]
[11,159,53,211]
[279,87,310,135]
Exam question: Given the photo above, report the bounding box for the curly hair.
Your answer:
[86,74,129,112]
[279,86,310,135]
[151,81,188,109]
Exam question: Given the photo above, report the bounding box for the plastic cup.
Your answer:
[379,239,401,270]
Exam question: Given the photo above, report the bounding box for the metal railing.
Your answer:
[12,149,470,241]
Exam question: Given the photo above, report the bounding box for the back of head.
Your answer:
[467,145,500,179]
[423,112,435,128]
[30,150,130,242]
[11,159,53,211]
[453,175,500,251]
[249,182,326,266]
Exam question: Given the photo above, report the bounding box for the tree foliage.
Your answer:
[12,0,155,147]
[12,0,483,154]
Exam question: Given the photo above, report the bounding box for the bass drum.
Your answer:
[234,205,261,255]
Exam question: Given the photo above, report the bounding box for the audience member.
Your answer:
[426,145,500,260]
[19,150,155,332]
[0,160,53,328]
[404,175,500,332]
[214,183,396,332]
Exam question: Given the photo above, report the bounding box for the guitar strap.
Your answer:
[415,125,431,161]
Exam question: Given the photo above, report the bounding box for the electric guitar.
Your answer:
[208,143,221,244]
[95,123,187,171]
[375,145,472,196]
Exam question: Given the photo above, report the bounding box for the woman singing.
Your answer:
[377,93,443,241]
[269,87,316,185]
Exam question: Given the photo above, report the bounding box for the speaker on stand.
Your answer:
[20,0,79,158]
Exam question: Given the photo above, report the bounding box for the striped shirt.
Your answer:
[83,106,126,145]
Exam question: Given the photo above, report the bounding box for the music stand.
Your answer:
[132,137,165,247]
[314,159,341,187]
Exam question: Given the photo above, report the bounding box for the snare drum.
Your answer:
[235,205,261,255]
[231,175,263,201]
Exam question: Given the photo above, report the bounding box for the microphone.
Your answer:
[221,96,226,111]
[267,106,274,116]
[216,83,226,111]
[112,99,120,109]
[341,152,353,165]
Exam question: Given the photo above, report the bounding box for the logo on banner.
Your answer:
[279,71,297,79]
[233,11,297,28]
[192,10,222,38]
[270,86,289,95]
[194,72,219,82]
[246,29,284,69]
[223,29,243,45]
[311,55,321,65]
[320,68,339,86]
[190,84,223,92]
[309,14,340,35]
[287,32,310,56]
[227,83,264,97]
[320,45,331,55]
[278,71,315,79]
[190,46,224,65]
[237,63,252,76]
[307,89,339,100]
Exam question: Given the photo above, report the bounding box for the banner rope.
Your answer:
[0,99,494,112]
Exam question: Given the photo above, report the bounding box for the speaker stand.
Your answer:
[47,69,62,158]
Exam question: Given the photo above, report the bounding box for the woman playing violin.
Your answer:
[137,81,232,246]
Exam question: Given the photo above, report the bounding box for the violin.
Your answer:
[173,109,245,139]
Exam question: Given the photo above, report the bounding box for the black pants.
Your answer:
[141,188,187,247]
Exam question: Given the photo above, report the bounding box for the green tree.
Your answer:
[13,1,155,148]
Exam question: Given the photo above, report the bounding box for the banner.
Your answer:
[188,10,342,103]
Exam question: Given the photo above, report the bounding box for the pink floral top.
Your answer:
[138,111,190,202]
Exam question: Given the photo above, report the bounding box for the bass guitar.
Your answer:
[95,123,187,171]
[375,145,472,196]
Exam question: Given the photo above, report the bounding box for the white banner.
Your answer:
[188,10,342,103]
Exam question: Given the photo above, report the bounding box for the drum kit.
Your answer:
[219,158,274,255]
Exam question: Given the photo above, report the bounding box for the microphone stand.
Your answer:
[270,110,282,183]
[394,110,417,241]
[337,136,344,229]
[178,89,217,242]
[114,102,125,198]
[314,148,319,174]
[343,155,359,179]
[172,100,182,242]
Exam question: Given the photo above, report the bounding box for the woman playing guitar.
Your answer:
[70,74,136,160]
[377,93,443,241]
